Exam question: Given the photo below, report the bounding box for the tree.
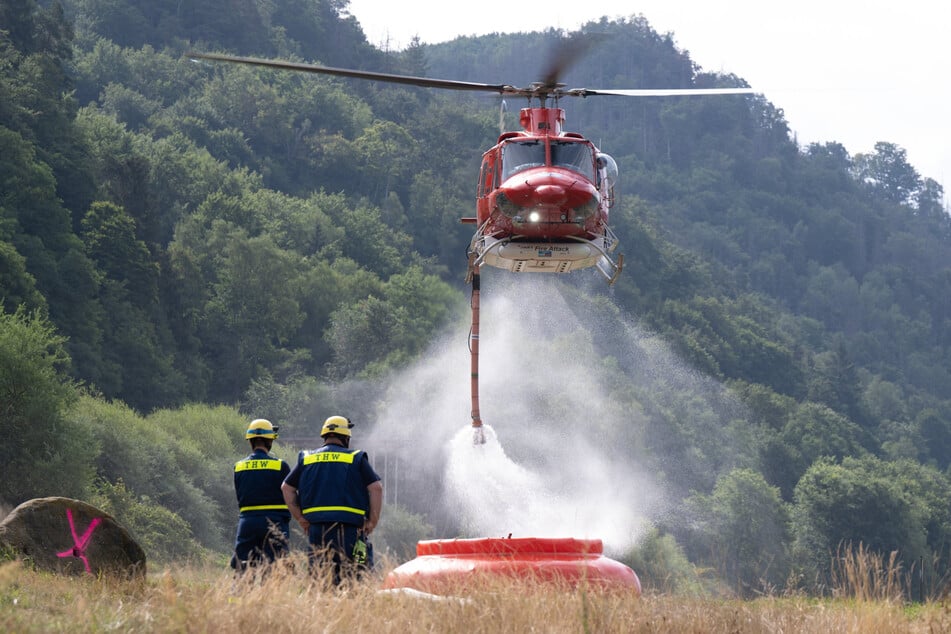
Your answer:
[781,401,868,482]
[326,295,408,378]
[200,225,306,401]
[0,128,105,386]
[81,201,157,305]
[0,306,92,504]
[333,200,415,278]
[854,142,921,207]
[381,265,463,354]
[791,456,929,589]
[0,239,46,312]
[916,408,951,469]
[318,266,458,380]
[687,468,790,595]
[80,201,183,410]
[731,381,797,431]
[408,169,471,270]
[915,178,948,229]
[806,340,866,426]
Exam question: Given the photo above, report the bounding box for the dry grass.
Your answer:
[830,543,907,603]
[1,552,950,633]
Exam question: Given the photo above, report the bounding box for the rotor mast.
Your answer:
[519,106,565,135]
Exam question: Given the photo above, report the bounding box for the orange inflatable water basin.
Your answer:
[383,536,641,595]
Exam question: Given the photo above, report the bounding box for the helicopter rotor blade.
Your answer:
[538,33,604,89]
[187,51,757,100]
[187,51,515,94]
[567,87,758,97]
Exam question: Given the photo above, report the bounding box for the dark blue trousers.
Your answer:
[231,515,289,571]
[307,522,372,584]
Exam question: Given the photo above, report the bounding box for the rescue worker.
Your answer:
[281,415,382,585]
[231,418,291,572]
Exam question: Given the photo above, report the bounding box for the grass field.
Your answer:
[2,552,950,633]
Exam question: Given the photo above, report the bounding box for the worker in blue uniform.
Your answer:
[231,418,291,572]
[282,415,382,585]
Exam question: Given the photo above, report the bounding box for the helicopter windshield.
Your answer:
[551,141,595,180]
[501,141,545,180]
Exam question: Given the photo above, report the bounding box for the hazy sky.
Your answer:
[346,0,950,195]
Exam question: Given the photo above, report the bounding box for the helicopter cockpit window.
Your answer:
[551,141,595,181]
[596,152,618,189]
[501,141,545,180]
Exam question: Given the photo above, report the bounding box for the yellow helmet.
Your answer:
[320,415,353,438]
[246,418,279,440]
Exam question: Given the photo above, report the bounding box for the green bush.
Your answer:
[69,397,243,554]
[92,479,205,563]
[625,527,705,595]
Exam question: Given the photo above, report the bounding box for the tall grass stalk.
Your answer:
[830,542,906,603]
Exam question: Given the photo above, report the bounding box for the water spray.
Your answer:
[367,275,729,594]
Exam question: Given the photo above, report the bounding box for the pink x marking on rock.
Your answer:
[56,508,101,574]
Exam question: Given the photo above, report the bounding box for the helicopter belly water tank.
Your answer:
[482,239,599,273]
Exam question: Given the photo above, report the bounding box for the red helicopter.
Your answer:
[188,48,754,285]
[188,44,755,442]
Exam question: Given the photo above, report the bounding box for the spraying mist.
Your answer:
[359,272,754,557]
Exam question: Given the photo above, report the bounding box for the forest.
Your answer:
[3,0,951,598]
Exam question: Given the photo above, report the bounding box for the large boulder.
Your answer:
[0,497,146,578]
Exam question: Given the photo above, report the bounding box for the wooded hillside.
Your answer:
[2,0,950,596]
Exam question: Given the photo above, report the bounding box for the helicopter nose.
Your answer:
[533,184,567,206]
